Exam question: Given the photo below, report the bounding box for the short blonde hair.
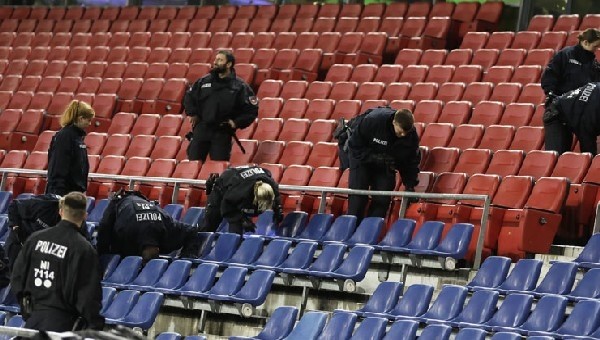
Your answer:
[254,181,274,212]
[60,100,95,127]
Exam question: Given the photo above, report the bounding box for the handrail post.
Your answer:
[318,192,327,214]
[474,196,492,270]
[171,183,181,204]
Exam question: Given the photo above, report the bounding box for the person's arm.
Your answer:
[10,238,32,300]
[47,132,74,195]
[396,139,421,191]
[347,117,373,163]
[231,83,259,130]
[68,246,105,330]
[96,200,117,255]
[541,50,565,96]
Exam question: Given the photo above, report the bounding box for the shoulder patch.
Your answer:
[201,83,211,88]
[249,96,258,105]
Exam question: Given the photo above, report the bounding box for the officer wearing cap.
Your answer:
[183,50,259,162]
[96,190,202,261]
[203,165,284,235]
[347,108,421,221]
[11,192,104,332]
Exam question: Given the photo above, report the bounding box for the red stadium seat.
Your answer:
[517,150,558,180]
[306,141,338,168]
[509,126,544,153]
[447,124,484,150]
[304,100,334,121]
[485,150,524,177]
[477,124,514,152]
[279,140,312,166]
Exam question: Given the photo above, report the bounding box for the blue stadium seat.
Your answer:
[312,245,374,282]
[15,193,34,200]
[529,300,600,338]
[117,292,164,330]
[228,306,298,340]
[0,216,9,242]
[319,215,357,243]
[201,233,242,263]
[101,286,117,315]
[283,311,328,340]
[175,263,220,297]
[5,314,24,327]
[454,328,487,340]
[350,282,403,317]
[447,289,499,327]
[209,269,276,307]
[197,266,248,299]
[373,218,416,251]
[269,211,309,239]
[380,220,444,253]
[252,210,274,236]
[86,196,96,214]
[466,256,512,291]
[156,332,182,340]
[566,268,600,301]
[163,203,184,220]
[573,233,600,269]
[0,191,12,215]
[382,319,419,340]
[87,198,109,225]
[530,261,578,297]
[275,241,318,271]
[365,284,434,320]
[196,232,217,259]
[462,293,533,331]
[411,223,474,259]
[497,294,567,335]
[417,285,469,323]
[282,243,346,276]
[491,259,543,295]
[490,332,521,340]
[0,311,6,327]
[121,258,169,290]
[0,285,18,313]
[151,260,193,293]
[244,239,292,270]
[102,290,140,320]
[349,317,388,340]
[294,213,334,242]
[343,217,384,246]
[184,336,207,340]
[227,236,265,265]
[181,207,205,226]
[102,256,143,287]
[417,324,452,340]
[318,311,358,340]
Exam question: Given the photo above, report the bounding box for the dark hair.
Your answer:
[60,191,87,220]
[578,28,600,44]
[217,50,235,67]
[393,109,415,131]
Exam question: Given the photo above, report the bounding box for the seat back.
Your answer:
[233,269,276,306]
[347,217,384,245]
[519,295,568,333]
[378,219,416,248]
[358,282,403,314]
[454,328,487,340]
[253,239,292,267]
[320,215,357,243]
[257,306,299,339]
[569,268,600,299]
[498,259,543,291]
[555,300,600,336]
[130,258,169,287]
[278,241,318,270]
[534,261,578,295]
[421,285,468,321]
[434,223,474,259]
[202,233,241,262]
[102,289,140,319]
[391,284,434,317]
[308,243,346,272]
[418,324,452,339]
[121,292,165,330]
[101,286,117,315]
[319,311,357,340]
[382,320,419,340]
[333,245,374,281]
[525,177,569,213]
[228,237,264,265]
[103,256,143,285]
[406,220,444,250]
[451,289,499,325]
[297,213,334,241]
[466,256,512,289]
[285,311,328,339]
[349,317,388,340]
[208,266,248,296]
[484,293,534,328]
[154,260,193,291]
[179,263,219,294]
[273,211,309,238]
[574,233,600,263]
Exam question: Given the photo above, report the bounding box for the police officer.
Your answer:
[46,100,95,196]
[183,50,259,162]
[544,82,600,155]
[542,28,600,153]
[203,165,284,235]
[6,194,62,270]
[347,108,421,221]
[11,192,104,332]
[96,190,201,261]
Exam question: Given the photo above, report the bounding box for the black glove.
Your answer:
[544,92,556,108]
[205,173,219,195]
[272,206,284,225]
[542,102,561,124]
[242,218,257,233]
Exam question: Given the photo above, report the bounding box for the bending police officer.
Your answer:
[96,190,201,261]
[347,107,421,221]
[183,50,258,162]
[544,82,600,155]
[203,165,284,235]
[11,192,105,332]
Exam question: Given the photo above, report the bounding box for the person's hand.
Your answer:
[272,206,284,225]
[190,115,199,128]
[544,92,556,108]
[227,119,236,129]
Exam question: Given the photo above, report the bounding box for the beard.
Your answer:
[211,64,227,75]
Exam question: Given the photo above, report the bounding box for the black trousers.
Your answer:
[25,309,79,332]
[347,163,396,221]
[544,111,598,155]
[202,185,248,235]
[187,125,232,162]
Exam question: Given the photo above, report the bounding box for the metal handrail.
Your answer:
[0,167,490,269]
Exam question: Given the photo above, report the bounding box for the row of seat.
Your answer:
[571,233,600,269]
[101,289,163,331]
[340,281,600,339]
[461,29,581,52]
[467,256,600,301]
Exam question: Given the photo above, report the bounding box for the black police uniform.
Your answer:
[203,166,283,235]
[6,194,61,270]
[541,44,600,98]
[96,191,201,258]
[11,220,104,332]
[46,124,89,196]
[347,107,421,221]
[183,68,258,162]
[545,82,600,155]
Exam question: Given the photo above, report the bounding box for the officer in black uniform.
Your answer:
[544,82,600,155]
[542,28,600,154]
[46,100,95,196]
[347,108,421,221]
[6,194,62,270]
[203,165,284,235]
[183,50,259,162]
[11,192,104,332]
[96,190,201,261]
